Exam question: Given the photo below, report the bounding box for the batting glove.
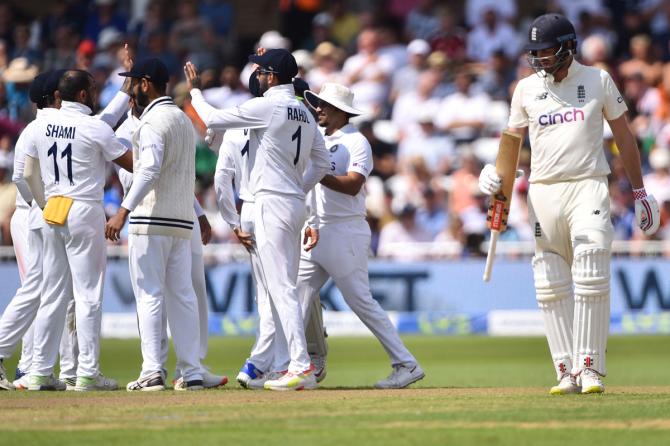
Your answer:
[479,164,502,195]
[633,188,661,236]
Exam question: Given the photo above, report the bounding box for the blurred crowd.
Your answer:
[1,0,670,260]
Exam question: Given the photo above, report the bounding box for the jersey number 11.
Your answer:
[47,142,74,185]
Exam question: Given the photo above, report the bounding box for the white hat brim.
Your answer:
[304,90,362,116]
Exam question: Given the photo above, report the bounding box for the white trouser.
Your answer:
[32,201,105,378]
[160,222,209,376]
[2,207,78,376]
[241,201,289,373]
[129,233,202,381]
[254,194,309,373]
[529,177,613,377]
[297,219,417,367]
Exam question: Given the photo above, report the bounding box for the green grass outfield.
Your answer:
[1,335,669,445]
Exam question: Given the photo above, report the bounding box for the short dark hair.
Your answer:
[58,70,93,102]
[152,80,167,95]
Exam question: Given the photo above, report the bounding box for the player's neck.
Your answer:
[325,118,348,136]
[551,57,573,83]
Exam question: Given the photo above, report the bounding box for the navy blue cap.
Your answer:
[525,13,576,52]
[119,58,169,84]
[29,72,50,104]
[248,49,298,81]
[44,69,67,96]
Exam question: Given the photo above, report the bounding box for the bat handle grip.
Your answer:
[483,230,500,282]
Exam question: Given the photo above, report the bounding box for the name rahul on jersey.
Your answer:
[287,107,310,123]
[46,124,76,139]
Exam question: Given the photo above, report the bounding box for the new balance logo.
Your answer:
[593,210,601,215]
[535,92,548,100]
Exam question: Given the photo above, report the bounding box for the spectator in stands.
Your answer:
[390,38,430,103]
[405,0,441,41]
[644,148,670,208]
[435,68,491,145]
[430,8,467,65]
[465,0,517,28]
[328,0,360,49]
[466,8,520,63]
[42,23,78,72]
[477,49,515,102]
[306,41,344,93]
[618,34,663,88]
[169,0,215,65]
[302,11,335,51]
[202,65,251,109]
[342,28,394,119]
[397,107,455,175]
[377,204,433,261]
[84,0,127,43]
[0,146,14,245]
[416,185,448,239]
[10,23,41,66]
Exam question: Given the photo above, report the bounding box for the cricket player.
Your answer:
[106,58,204,391]
[214,75,311,389]
[479,13,660,394]
[297,83,425,388]
[23,69,134,391]
[114,98,227,390]
[185,48,331,390]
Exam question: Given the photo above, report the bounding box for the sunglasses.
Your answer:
[256,68,278,76]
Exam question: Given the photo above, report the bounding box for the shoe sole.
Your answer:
[74,387,117,391]
[550,387,580,395]
[375,371,426,389]
[127,385,166,392]
[203,376,228,389]
[582,386,605,394]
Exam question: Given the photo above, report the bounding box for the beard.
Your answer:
[135,87,151,107]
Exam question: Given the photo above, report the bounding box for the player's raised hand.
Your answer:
[105,208,129,242]
[303,226,319,252]
[199,215,212,245]
[121,43,133,71]
[184,62,201,90]
[633,188,661,236]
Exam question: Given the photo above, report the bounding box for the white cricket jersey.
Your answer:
[190,85,330,199]
[12,109,47,209]
[214,128,250,228]
[312,124,373,224]
[26,101,127,201]
[509,60,627,183]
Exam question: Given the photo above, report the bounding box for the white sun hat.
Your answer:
[304,82,363,115]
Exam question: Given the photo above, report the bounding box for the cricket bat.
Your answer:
[483,131,522,282]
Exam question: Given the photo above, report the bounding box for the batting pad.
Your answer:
[533,252,574,379]
[572,248,610,376]
[43,196,73,225]
[305,294,328,358]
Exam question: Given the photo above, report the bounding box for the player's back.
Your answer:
[32,102,118,201]
[249,85,319,198]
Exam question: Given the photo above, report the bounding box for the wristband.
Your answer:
[632,187,647,200]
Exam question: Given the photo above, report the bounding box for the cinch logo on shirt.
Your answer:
[538,108,585,126]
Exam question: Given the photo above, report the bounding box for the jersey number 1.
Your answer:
[47,142,74,185]
[291,126,301,165]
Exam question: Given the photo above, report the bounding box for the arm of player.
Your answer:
[302,130,330,193]
[185,62,266,131]
[320,172,366,196]
[213,146,241,230]
[193,197,212,245]
[303,189,319,251]
[97,44,133,127]
[609,114,660,235]
[106,126,163,241]
[23,155,46,209]
[12,128,35,205]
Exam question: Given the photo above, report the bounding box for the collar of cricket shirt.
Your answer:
[140,96,174,120]
[262,83,295,98]
[330,123,357,138]
[60,100,92,115]
[547,59,582,84]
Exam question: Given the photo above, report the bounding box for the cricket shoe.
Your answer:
[0,360,14,390]
[580,368,605,394]
[549,373,580,395]
[28,374,66,391]
[74,374,118,391]
[14,367,27,381]
[264,365,317,391]
[202,370,228,389]
[174,378,204,391]
[247,370,286,390]
[375,364,425,389]
[236,361,264,389]
[127,371,166,392]
[64,377,77,391]
[312,356,327,383]
[12,375,30,390]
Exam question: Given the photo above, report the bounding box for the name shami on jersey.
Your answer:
[46,124,76,139]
